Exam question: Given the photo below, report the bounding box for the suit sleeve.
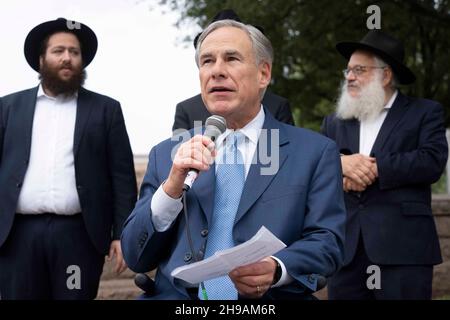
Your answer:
[172,102,191,131]
[107,103,138,240]
[121,146,179,272]
[275,140,346,291]
[377,103,448,190]
[275,98,295,126]
[0,98,4,165]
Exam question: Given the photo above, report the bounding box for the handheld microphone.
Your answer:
[183,115,227,191]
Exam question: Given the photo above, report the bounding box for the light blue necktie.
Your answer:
[199,132,245,300]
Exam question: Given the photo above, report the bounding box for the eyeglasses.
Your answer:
[342,65,386,77]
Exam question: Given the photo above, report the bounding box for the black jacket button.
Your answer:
[201,229,208,237]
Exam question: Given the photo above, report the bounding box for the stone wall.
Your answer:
[431,194,450,298]
[97,158,450,299]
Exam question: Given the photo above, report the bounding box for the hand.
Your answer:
[229,257,277,299]
[163,135,216,198]
[343,177,366,192]
[341,154,377,187]
[107,240,127,275]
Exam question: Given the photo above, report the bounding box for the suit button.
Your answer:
[77,185,82,190]
[200,229,208,237]
[16,182,22,188]
[197,250,204,260]
[184,252,192,262]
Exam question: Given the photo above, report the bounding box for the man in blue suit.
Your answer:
[0,18,137,299]
[322,30,448,299]
[122,19,346,300]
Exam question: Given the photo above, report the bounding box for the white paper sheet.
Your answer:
[171,226,286,284]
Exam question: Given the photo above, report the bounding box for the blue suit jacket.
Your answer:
[0,86,137,254]
[322,92,447,266]
[122,110,346,299]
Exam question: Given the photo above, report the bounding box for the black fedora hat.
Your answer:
[193,9,265,48]
[336,30,415,84]
[24,17,97,72]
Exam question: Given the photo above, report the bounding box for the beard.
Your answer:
[39,60,86,97]
[336,74,386,122]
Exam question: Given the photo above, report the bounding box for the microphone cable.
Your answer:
[182,189,208,300]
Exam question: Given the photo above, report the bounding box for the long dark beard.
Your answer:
[39,61,86,97]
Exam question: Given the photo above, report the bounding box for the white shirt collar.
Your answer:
[384,90,398,110]
[216,105,265,148]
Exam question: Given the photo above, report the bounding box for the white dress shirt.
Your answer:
[359,90,398,156]
[16,85,81,215]
[151,106,293,287]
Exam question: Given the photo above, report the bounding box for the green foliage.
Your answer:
[432,170,448,194]
[159,0,450,129]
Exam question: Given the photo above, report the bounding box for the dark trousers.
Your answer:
[0,213,104,300]
[328,234,433,300]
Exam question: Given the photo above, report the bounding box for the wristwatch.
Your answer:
[272,259,282,285]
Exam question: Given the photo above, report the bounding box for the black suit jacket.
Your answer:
[172,91,294,131]
[0,86,137,254]
[322,92,447,266]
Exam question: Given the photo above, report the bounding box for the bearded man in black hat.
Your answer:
[0,18,137,299]
[322,30,448,300]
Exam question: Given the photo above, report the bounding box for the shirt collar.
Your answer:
[384,90,398,110]
[216,105,265,148]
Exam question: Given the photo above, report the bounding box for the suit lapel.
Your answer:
[21,87,39,157]
[192,164,216,225]
[345,119,360,154]
[234,112,289,225]
[370,92,409,156]
[73,88,93,156]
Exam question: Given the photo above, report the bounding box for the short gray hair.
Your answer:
[373,55,399,88]
[195,19,273,68]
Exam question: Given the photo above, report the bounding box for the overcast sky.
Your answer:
[0,0,201,155]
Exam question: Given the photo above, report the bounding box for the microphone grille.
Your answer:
[205,115,227,134]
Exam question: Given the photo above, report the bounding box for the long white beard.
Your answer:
[336,75,386,122]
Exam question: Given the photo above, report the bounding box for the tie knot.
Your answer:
[226,131,244,149]
[221,131,245,165]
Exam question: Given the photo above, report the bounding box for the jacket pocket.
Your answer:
[260,185,305,203]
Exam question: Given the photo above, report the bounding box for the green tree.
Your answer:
[160,0,450,130]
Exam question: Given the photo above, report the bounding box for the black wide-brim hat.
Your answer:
[24,18,97,72]
[336,30,415,84]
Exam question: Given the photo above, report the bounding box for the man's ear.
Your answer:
[259,61,272,89]
[383,67,393,88]
[39,55,44,69]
